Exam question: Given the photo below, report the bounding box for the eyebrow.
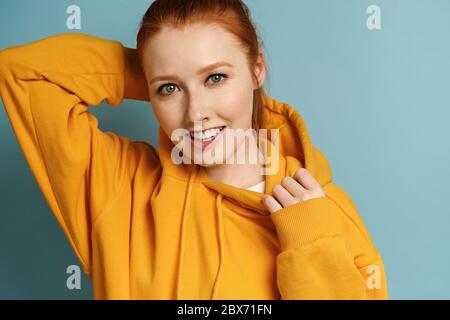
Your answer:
[149,61,234,85]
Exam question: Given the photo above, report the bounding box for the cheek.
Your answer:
[218,82,254,121]
[151,103,183,138]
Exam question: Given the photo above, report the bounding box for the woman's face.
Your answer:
[141,22,265,166]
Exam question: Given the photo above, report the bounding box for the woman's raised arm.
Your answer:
[0,32,157,275]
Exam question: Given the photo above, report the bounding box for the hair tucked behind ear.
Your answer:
[136,0,270,135]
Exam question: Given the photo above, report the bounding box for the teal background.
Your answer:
[1,0,449,299]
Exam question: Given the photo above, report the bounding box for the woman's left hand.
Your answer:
[262,168,326,215]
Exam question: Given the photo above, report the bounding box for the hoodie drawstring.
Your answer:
[211,193,224,300]
[174,164,225,300]
[175,165,198,300]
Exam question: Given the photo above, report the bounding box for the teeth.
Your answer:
[191,127,224,140]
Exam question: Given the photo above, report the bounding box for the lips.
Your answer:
[190,126,226,150]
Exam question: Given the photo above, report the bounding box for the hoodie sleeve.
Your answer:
[270,182,388,299]
[0,33,158,276]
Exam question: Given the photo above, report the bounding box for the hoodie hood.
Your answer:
[156,95,334,299]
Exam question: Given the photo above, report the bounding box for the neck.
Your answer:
[204,135,265,189]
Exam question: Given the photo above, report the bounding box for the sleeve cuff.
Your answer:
[270,196,343,251]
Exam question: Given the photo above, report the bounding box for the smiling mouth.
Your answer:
[189,126,226,140]
[190,126,226,150]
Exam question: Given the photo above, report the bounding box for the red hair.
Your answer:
[136,0,270,132]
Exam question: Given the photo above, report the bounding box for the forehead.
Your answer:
[142,23,244,74]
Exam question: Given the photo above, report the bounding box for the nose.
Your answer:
[185,96,211,127]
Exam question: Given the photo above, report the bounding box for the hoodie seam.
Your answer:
[161,174,215,186]
[15,72,123,82]
[324,184,380,257]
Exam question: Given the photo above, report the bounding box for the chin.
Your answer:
[184,147,233,167]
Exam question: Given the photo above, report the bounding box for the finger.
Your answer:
[294,168,322,191]
[280,176,307,200]
[262,195,282,214]
[272,184,297,208]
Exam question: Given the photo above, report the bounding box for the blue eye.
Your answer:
[158,83,178,95]
[157,73,228,96]
[208,73,227,84]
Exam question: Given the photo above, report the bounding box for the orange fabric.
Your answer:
[0,33,388,299]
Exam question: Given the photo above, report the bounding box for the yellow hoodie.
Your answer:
[0,33,388,300]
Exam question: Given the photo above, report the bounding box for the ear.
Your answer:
[253,50,266,90]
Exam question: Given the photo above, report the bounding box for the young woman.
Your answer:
[0,0,388,299]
